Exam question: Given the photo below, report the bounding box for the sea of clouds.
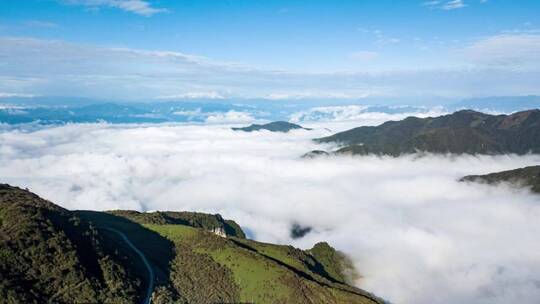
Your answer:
[1,121,540,304]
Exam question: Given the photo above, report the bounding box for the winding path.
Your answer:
[102,228,155,304]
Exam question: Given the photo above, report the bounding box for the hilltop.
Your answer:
[232,121,310,132]
[0,184,383,304]
[0,184,145,303]
[315,109,540,156]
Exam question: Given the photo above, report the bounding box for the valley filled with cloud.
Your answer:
[1,121,539,304]
[2,1,540,303]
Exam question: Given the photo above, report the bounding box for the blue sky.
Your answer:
[1,0,539,102]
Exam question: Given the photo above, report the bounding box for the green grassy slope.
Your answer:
[80,210,384,304]
[144,224,382,304]
[1,184,384,303]
[108,210,245,238]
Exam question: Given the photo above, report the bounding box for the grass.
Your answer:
[143,223,379,304]
[145,224,289,302]
[2,184,382,304]
[206,246,289,303]
[143,223,199,241]
[79,209,382,304]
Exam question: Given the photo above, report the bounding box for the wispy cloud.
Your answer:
[461,34,540,70]
[205,110,255,124]
[0,93,37,98]
[23,20,61,29]
[349,51,380,61]
[358,28,401,46]
[1,36,540,100]
[157,91,226,100]
[423,0,467,10]
[265,92,360,100]
[62,0,168,16]
[442,0,466,10]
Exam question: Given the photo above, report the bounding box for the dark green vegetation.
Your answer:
[460,165,540,193]
[290,223,313,239]
[232,121,310,132]
[308,242,359,285]
[302,150,330,159]
[316,109,540,156]
[1,185,383,304]
[108,210,245,238]
[0,184,145,304]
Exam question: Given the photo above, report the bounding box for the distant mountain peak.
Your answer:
[232,121,310,132]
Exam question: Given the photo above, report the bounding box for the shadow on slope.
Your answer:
[76,211,176,295]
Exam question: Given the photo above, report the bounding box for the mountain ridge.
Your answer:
[0,184,383,304]
[315,109,540,156]
[0,184,146,304]
[460,165,540,193]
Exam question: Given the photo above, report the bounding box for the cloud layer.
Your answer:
[0,122,539,304]
[1,36,540,100]
[462,34,540,70]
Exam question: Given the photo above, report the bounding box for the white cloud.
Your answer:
[62,0,168,16]
[423,1,441,6]
[0,92,37,98]
[461,34,540,70]
[156,91,226,100]
[23,20,61,29]
[424,0,467,10]
[442,0,466,10]
[290,105,449,130]
[205,110,255,124]
[0,123,539,304]
[358,28,400,46]
[265,91,360,100]
[172,109,202,116]
[375,37,401,45]
[349,51,380,61]
[1,37,540,100]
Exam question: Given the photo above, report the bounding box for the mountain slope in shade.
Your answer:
[232,121,310,132]
[1,184,384,304]
[460,165,540,193]
[315,109,540,156]
[0,184,145,304]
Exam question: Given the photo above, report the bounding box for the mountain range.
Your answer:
[315,109,540,156]
[1,95,537,126]
[0,184,384,304]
